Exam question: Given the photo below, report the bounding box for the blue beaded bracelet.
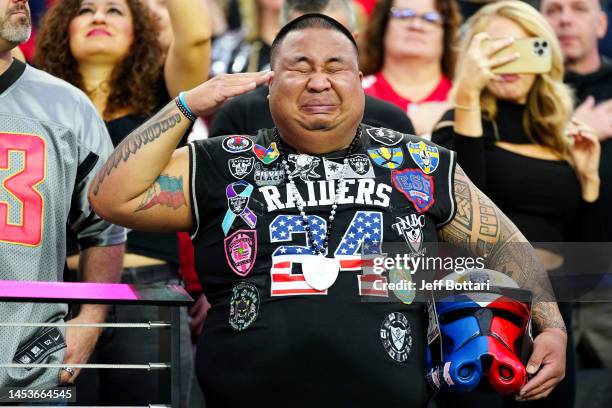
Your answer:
[176,91,197,121]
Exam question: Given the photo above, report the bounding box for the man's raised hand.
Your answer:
[184,71,274,117]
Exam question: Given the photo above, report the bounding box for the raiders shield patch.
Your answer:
[228,157,254,179]
[222,135,254,153]
[224,230,257,277]
[408,141,440,174]
[380,312,413,362]
[367,127,404,146]
[347,154,372,176]
[229,195,248,214]
[229,282,260,331]
[391,169,435,213]
[368,147,404,169]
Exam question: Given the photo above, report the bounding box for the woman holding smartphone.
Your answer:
[432,1,601,406]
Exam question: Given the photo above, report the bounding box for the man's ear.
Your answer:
[596,11,608,39]
[359,71,364,82]
[268,72,275,89]
[352,31,359,41]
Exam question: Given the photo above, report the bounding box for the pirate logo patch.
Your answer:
[367,127,404,146]
[408,141,440,174]
[222,135,254,153]
[253,142,280,164]
[228,157,255,179]
[254,162,285,186]
[391,214,425,256]
[380,312,412,362]
[347,154,372,176]
[288,154,321,181]
[391,169,435,213]
[368,147,404,169]
[224,230,257,277]
[229,282,260,331]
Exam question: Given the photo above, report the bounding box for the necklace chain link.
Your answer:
[273,127,362,255]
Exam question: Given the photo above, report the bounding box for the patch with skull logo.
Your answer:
[287,154,321,181]
[380,312,413,363]
[228,282,260,331]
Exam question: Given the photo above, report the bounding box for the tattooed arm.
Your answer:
[439,165,565,331]
[439,165,567,401]
[88,71,273,232]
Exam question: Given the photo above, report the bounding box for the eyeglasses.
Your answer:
[389,7,443,26]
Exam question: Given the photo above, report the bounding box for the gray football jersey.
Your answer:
[0,60,126,389]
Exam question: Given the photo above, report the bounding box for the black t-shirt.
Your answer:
[209,85,415,137]
[564,57,612,242]
[188,125,456,407]
[431,101,602,244]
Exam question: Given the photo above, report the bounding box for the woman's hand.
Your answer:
[567,118,601,202]
[455,33,519,104]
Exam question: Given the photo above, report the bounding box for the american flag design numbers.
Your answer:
[268,211,387,297]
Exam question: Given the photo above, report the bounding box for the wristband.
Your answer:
[176,91,197,121]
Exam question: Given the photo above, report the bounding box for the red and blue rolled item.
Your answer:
[427,293,531,395]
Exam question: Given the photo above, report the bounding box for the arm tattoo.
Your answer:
[91,103,181,195]
[439,166,567,332]
[135,174,186,212]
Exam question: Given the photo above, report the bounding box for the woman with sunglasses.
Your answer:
[361,0,462,136]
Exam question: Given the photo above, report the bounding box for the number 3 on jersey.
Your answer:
[0,133,45,246]
[269,211,384,296]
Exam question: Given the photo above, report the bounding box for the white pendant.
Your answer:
[302,255,340,291]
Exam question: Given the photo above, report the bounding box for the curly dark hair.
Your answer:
[34,0,164,119]
[360,0,462,78]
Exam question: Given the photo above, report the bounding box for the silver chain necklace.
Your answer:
[273,127,362,256]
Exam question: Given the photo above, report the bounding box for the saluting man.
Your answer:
[89,14,567,407]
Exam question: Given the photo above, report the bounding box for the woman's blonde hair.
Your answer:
[456,1,574,155]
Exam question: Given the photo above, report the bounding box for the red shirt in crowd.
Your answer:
[362,72,452,114]
[353,0,378,16]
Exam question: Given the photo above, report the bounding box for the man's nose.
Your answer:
[558,8,573,26]
[307,71,331,92]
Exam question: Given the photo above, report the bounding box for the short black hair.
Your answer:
[280,0,356,29]
[270,13,359,68]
